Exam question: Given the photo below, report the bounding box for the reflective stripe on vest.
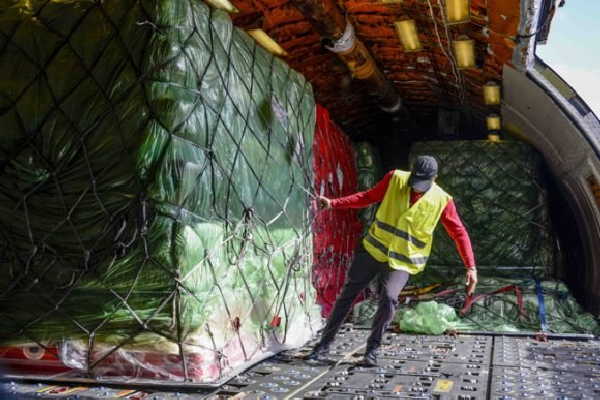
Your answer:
[373,219,427,249]
[365,234,429,265]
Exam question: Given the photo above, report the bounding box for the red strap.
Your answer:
[431,288,459,298]
[269,315,281,328]
[514,286,525,319]
[460,285,525,317]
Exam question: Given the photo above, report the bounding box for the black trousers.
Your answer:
[317,249,410,352]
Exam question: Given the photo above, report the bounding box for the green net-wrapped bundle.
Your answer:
[353,142,383,239]
[410,140,555,279]
[0,0,318,383]
[454,278,600,334]
[391,278,600,335]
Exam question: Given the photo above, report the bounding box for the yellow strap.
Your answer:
[400,283,441,296]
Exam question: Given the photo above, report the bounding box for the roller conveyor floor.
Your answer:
[2,325,599,400]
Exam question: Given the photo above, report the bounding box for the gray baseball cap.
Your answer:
[409,155,438,192]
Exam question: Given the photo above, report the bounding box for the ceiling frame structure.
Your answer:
[230,0,525,136]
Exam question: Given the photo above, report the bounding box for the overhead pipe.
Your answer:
[290,0,404,114]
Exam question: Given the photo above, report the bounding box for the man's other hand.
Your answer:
[317,196,331,210]
[466,268,477,296]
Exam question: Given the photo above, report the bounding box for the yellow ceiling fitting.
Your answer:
[247,29,288,57]
[483,81,502,105]
[394,19,423,52]
[453,35,476,69]
[203,0,239,13]
[487,133,501,142]
[486,114,502,131]
[446,0,470,24]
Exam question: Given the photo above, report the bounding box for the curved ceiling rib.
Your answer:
[230,0,525,136]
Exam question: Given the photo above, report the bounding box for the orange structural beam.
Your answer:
[290,0,404,113]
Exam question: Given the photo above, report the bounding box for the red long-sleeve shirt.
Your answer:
[330,170,476,269]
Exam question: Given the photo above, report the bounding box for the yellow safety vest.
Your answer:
[362,170,452,274]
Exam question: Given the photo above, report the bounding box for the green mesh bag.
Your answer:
[0,0,318,383]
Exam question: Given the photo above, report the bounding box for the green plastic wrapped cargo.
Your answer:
[0,0,318,382]
[353,142,383,239]
[409,140,555,280]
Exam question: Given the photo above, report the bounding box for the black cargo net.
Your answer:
[354,141,599,335]
[411,140,555,278]
[354,142,383,240]
[0,0,318,383]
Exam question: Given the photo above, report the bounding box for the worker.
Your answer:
[305,155,477,366]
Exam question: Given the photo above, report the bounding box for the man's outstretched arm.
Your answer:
[318,170,394,210]
[440,200,477,295]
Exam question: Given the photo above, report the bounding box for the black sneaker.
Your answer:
[360,350,378,367]
[302,345,329,361]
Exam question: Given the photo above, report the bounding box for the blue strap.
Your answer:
[535,279,549,332]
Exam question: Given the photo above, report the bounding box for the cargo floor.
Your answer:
[3,326,599,399]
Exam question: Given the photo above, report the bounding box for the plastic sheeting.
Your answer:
[356,140,598,335]
[0,0,319,383]
[312,105,361,317]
